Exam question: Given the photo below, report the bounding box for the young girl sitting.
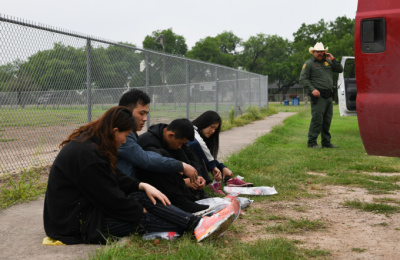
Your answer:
[188,111,253,195]
[43,106,238,244]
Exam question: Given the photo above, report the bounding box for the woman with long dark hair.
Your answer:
[189,111,253,195]
[43,106,238,244]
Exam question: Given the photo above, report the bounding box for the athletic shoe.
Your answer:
[208,182,225,195]
[226,177,253,187]
[194,203,236,242]
[223,196,241,220]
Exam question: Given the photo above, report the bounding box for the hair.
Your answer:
[192,110,222,158]
[167,118,195,141]
[119,88,150,111]
[60,106,136,173]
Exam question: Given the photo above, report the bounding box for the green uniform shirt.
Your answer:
[299,57,344,92]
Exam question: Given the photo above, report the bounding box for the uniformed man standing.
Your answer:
[300,42,343,148]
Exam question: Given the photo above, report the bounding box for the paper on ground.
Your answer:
[223,186,278,196]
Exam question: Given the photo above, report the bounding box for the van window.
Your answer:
[343,59,355,79]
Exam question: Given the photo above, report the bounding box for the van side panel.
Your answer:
[355,0,400,157]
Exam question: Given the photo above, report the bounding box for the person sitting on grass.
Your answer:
[43,106,238,244]
[188,111,253,195]
[117,89,208,213]
[137,119,210,211]
[117,89,198,183]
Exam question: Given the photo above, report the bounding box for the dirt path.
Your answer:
[229,182,400,259]
[0,112,296,260]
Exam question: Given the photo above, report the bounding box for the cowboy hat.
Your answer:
[309,42,328,54]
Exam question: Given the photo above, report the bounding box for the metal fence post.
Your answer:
[186,61,190,119]
[259,75,261,107]
[235,71,238,117]
[145,52,150,128]
[86,38,92,123]
[215,67,219,112]
[266,76,269,107]
[248,74,251,106]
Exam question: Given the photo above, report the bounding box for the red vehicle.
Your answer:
[354,0,400,157]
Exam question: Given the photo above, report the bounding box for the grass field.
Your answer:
[2,103,399,258]
[89,104,400,259]
[0,103,239,128]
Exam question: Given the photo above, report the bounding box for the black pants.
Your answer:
[103,192,200,238]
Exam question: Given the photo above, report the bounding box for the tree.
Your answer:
[22,43,86,91]
[0,61,20,91]
[240,34,291,83]
[292,16,355,86]
[215,31,242,54]
[142,28,188,56]
[3,60,41,107]
[186,31,241,68]
[91,42,142,90]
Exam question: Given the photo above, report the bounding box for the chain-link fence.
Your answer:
[0,15,268,174]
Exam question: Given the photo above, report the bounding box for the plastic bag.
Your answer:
[194,195,251,216]
[193,197,231,216]
[142,231,180,240]
[237,197,253,209]
[223,186,278,196]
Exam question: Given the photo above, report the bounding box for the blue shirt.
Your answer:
[117,132,183,178]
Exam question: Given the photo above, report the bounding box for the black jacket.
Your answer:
[136,124,203,209]
[138,123,198,165]
[43,137,143,244]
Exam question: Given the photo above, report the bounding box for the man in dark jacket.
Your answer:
[117,89,198,182]
[137,119,208,213]
[117,90,207,213]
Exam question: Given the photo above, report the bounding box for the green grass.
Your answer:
[352,248,367,253]
[373,197,400,204]
[89,235,323,260]
[0,103,271,128]
[3,103,400,258]
[88,103,399,258]
[266,217,326,234]
[343,199,400,214]
[0,168,47,209]
[225,104,400,201]
[221,106,278,131]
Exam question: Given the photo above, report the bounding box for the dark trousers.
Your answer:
[308,96,333,146]
[102,192,199,238]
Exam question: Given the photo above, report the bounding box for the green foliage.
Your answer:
[0,42,141,96]
[90,236,313,260]
[224,105,400,202]
[266,218,325,234]
[343,199,400,214]
[228,107,235,124]
[186,31,242,68]
[142,28,188,56]
[0,168,47,209]
[221,106,278,131]
[352,248,367,253]
[237,16,354,90]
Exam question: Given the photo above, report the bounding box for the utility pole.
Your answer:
[154,34,166,84]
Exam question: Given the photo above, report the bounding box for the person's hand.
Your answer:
[143,208,148,213]
[325,52,335,61]
[184,178,199,190]
[139,182,171,206]
[222,167,233,180]
[197,176,206,190]
[212,167,222,182]
[182,162,198,183]
[312,89,320,97]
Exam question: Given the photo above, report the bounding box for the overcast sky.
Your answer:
[2,0,358,50]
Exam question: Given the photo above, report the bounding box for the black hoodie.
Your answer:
[136,124,208,213]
